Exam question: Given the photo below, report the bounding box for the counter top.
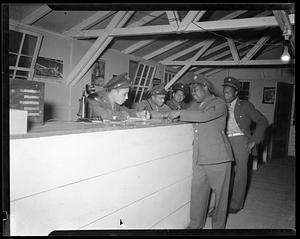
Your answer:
[10,118,189,139]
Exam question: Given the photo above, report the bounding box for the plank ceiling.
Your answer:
[8,3,295,88]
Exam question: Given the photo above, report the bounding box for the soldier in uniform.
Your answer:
[222,76,268,214]
[133,84,171,119]
[168,75,234,229]
[166,83,189,110]
[87,73,149,121]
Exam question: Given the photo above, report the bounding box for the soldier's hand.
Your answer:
[136,110,150,120]
[168,110,180,120]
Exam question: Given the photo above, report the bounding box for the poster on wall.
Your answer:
[91,59,105,87]
[262,87,276,104]
[34,56,63,80]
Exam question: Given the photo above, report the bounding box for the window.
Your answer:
[9,25,42,81]
[164,70,175,85]
[238,81,250,100]
[164,70,176,101]
[127,62,157,104]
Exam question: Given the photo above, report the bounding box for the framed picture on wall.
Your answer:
[91,59,105,86]
[262,87,275,104]
[34,56,63,80]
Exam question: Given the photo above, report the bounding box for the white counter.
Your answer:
[9,121,194,235]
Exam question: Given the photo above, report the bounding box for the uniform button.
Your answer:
[195,130,198,133]
[240,115,243,118]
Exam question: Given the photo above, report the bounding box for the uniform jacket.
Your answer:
[231,98,268,144]
[133,98,171,118]
[180,95,234,165]
[166,98,188,110]
[87,90,137,120]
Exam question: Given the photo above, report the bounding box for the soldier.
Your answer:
[222,76,268,214]
[168,75,234,229]
[166,83,189,110]
[133,84,171,119]
[86,73,149,121]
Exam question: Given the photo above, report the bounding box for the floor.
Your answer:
[204,156,295,230]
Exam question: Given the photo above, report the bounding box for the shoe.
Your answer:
[228,208,241,214]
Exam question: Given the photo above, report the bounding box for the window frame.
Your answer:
[9,24,43,81]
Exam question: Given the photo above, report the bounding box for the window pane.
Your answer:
[134,76,141,85]
[9,53,18,66]
[9,30,23,53]
[9,70,14,79]
[145,67,154,86]
[18,56,32,68]
[15,71,29,80]
[21,34,38,56]
[136,64,144,77]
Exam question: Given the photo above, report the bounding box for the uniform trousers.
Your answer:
[228,135,252,210]
[188,161,232,229]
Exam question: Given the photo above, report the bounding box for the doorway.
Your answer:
[271,82,294,159]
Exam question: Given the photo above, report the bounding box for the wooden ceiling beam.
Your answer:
[157,11,263,63]
[66,11,134,86]
[194,40,256,74]
[273,10,294,55]
[166,11,180,29]
[227,39,240,61]
[167,59,291,66]
[21,4,52,25]
[69,14,294,38]
[143,39,189,60]
[64,11,115,35]
[165,40,215,90]
[121,11,166,54]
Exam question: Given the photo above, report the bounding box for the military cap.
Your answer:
[172,83,189,96]
[149,84,168,96]
[222,76,241,91]
[189,74,214,91]
[103,72,131,90]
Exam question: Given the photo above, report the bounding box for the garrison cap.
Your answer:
[189,74,214,91]
[149,84,168,96]
[222,76,241,91]
[103,73,131,90]
[172,83,189,96]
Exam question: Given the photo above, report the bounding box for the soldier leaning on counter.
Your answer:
[222,76,268,214]
[86,73,149,121]
[165,83,189,110]
[133,84,172,119]
[168,75,234,229]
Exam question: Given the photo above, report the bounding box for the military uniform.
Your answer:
[222,76,268,212]
[86,73,137,121]
[179,77,233,229]
[133,85,171,118]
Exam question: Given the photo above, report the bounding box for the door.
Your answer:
[271,82,294,158]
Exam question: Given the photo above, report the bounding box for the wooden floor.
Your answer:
[204,156,295,230]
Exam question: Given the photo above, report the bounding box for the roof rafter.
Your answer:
[64,11,116,35]
[165,39,215,90]
[68,14,294,39]
[227,39,240,61]
[66,11,134,86]
[272,10,294,55]
[21,4,52,25]
[166,11,180,29]
[121,11,166,54]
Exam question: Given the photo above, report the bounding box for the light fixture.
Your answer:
[281,29,291,63]
[281,45,291,62]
